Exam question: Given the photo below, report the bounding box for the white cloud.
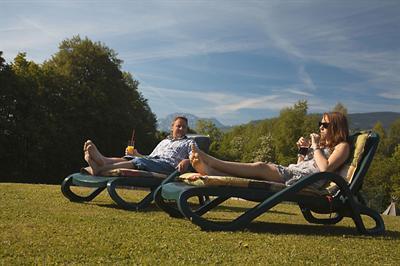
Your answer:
[378,91,400,100]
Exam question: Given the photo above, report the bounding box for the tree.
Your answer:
[332,102,348,115]
[386,118,400,155]
[372,121,387,155]
[229,136,245,162]
[390,145,400,202]
[252,134,275,162]
[41,36,158,180]
[272,100,308,165]
[195,119,222,154]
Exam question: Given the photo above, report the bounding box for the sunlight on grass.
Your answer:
[1,183,399,264]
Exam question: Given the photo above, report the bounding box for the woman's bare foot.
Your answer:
[190,144,213,175]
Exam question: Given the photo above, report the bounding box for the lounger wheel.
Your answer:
[61,175,106,202]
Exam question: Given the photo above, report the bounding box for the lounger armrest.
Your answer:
[160,170,180,185]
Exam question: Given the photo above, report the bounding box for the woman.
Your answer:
[190,112,350,186]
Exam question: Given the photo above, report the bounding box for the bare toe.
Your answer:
[84,150,90,164]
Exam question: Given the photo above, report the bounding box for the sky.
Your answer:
[1,0,400,126]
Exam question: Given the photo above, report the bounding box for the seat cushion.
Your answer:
[178,173,330,197]
[325,131,370,193]
[102,168,167,179]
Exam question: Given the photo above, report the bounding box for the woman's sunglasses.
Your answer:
[319,122,330,129]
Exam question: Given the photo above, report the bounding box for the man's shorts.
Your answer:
[129,156,176,175]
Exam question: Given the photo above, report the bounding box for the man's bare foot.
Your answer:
[84,149,90,164]
[190,144,212,175]
[83,140,91,152]
[87,144,105,166]
[87,157,100,176]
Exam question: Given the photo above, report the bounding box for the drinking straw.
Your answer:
[131,129,135,144]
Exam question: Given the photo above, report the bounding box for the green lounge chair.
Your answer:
[155,131,385,235]
[61,134,210,210]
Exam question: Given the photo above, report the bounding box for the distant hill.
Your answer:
[157,113,226,132]
[158,112,400,133]
[348,112,400,130]
[245,112,400,131]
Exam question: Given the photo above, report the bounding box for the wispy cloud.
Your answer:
[298,66,316,91]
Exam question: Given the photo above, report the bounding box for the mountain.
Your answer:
[157,113,226,132]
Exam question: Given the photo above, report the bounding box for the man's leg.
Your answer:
[88,159,135,176]
[84,140,127,166]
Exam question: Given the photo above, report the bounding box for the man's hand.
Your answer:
[177,159,190,173]
[125,148,141,157]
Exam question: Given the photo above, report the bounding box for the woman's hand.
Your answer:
[310,133,320,149]
[296,137,310,149]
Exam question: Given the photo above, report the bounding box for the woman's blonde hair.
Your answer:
[321,112,349,149]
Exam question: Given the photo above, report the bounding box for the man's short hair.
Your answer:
[171,116,188,125]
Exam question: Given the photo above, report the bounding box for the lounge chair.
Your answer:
[155,131,385,235]
[61,134,210,210]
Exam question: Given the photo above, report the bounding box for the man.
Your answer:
[84,116,196,175]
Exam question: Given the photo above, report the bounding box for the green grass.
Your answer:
[1,183,400,265]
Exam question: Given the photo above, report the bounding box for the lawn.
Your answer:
[1,183,399,265]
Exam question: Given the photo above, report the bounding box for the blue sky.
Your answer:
[1,0,399,126]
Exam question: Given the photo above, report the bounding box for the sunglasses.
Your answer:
[319,122,330,129]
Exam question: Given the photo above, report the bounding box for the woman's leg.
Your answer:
[191,145,284,183]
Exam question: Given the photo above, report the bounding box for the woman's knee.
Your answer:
[252,161,270,170]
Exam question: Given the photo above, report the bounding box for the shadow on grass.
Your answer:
[85,200,295,216]
[242,221,400,238]
[208,205,295,216]
[89,202,162,212]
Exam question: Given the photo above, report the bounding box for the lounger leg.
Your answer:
[178,187,276,231]
[353,203,385,235]
[107,178,156,211]
[299,205,343,225]
[194,196,230,216]
[154,185,184,218]
[61,176,106,202]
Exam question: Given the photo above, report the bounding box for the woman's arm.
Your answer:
[314,142,350,172]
